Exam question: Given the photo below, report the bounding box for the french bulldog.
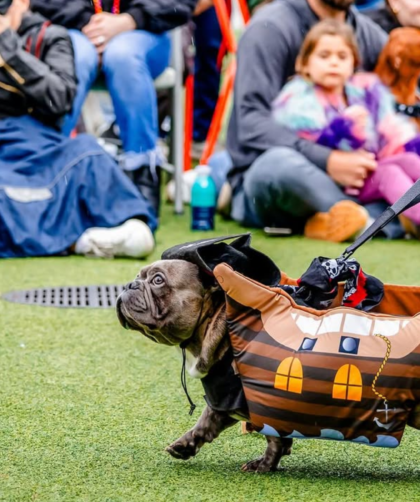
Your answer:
[116,235,293,472]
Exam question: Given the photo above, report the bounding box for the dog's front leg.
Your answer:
[241,436,293,473]
[166,405,238,461]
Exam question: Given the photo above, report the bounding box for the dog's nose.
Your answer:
[125,280,141,291]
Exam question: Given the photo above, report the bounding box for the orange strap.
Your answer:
[92,0,120,14]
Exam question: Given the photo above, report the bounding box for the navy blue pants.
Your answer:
[193,7,225,142]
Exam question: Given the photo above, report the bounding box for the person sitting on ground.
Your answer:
[366,0,420,33]
[272,19,420,240]
[30,0,199,216]
[222,0,409,242]
[0,0,156,259]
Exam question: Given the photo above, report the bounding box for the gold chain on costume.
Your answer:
[372,334,391,403]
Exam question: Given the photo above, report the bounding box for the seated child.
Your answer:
[272,18,420,238]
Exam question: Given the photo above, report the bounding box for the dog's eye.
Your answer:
[151,274,165,286]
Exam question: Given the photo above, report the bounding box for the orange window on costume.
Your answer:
[274,357,303,394]
[332,364,362,401]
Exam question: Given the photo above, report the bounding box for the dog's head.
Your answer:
[376,27,420,95]
[116,234,281,376]
[116,259,214,347]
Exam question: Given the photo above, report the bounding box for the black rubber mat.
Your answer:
[2,285,125,309]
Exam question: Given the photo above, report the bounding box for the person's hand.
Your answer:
[343,105,368,122]
[194,0,214,16]
[82,13,136,54]
[0,14,11,34]
[327,150,377,188]
[343,105,369,140]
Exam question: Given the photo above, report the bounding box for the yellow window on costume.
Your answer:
[274,357,303,394]
[333,364,363,401]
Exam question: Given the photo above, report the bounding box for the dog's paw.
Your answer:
[165,439,199,461]
[241,457,280,473]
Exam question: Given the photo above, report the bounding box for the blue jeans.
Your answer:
[208,150,232,194]
[63,30,171,170]
[0,116,157,258]
[209,147,404,239]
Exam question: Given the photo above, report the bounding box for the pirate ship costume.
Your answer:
[164,179,420,448]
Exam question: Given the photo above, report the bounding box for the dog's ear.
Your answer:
[375,38,401,88]
[375,28,420,90]
[162,233,281,286]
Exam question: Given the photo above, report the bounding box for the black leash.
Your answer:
[181,347,197,416]
[341,177,420,260]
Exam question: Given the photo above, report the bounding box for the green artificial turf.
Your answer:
[1,203,420,502]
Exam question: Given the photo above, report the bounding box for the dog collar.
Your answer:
[396,103,420,118]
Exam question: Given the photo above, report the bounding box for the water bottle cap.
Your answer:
[195,165,212,176]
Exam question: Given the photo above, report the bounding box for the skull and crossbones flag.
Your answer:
[281,257,384,312]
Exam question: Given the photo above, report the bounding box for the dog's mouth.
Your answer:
[116,293,176,345]
[116,295,131,330]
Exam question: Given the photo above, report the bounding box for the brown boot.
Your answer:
[304,200,369,243]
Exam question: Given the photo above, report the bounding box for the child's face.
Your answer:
[302,34,355,93]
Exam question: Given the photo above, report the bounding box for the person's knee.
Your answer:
[246,147,311,197]
[378,162,400,177]
[102,33,140,72]
[402,152,420,163]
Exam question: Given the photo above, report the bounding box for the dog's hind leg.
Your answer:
[241,436,293,473]
[165,405,238,461]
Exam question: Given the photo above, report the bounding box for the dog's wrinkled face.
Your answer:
[116,260,206,346]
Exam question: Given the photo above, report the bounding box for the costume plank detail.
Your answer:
[214,263,420,448]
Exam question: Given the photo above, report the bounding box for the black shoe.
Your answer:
[128,166,161,217]
[98,120,123,149]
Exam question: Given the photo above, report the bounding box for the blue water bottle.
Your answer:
[191,165,217,231]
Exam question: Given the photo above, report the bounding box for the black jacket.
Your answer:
[226,0,387,191]
[365,6,400,34]
[0,12,76,127]
[30,0,199,32]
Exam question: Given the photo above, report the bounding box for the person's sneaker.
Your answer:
[166,169,198,204]
[217,181,232,218]
[304,200,369,243]
[75,219,155,258]
[128,166,161,217]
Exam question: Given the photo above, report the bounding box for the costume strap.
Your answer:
[92,0,120,14]
[181,347,197,416]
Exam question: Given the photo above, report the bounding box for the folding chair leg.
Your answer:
[171,28,185,215]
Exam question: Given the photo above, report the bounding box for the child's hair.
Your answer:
[295,19,361,75]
